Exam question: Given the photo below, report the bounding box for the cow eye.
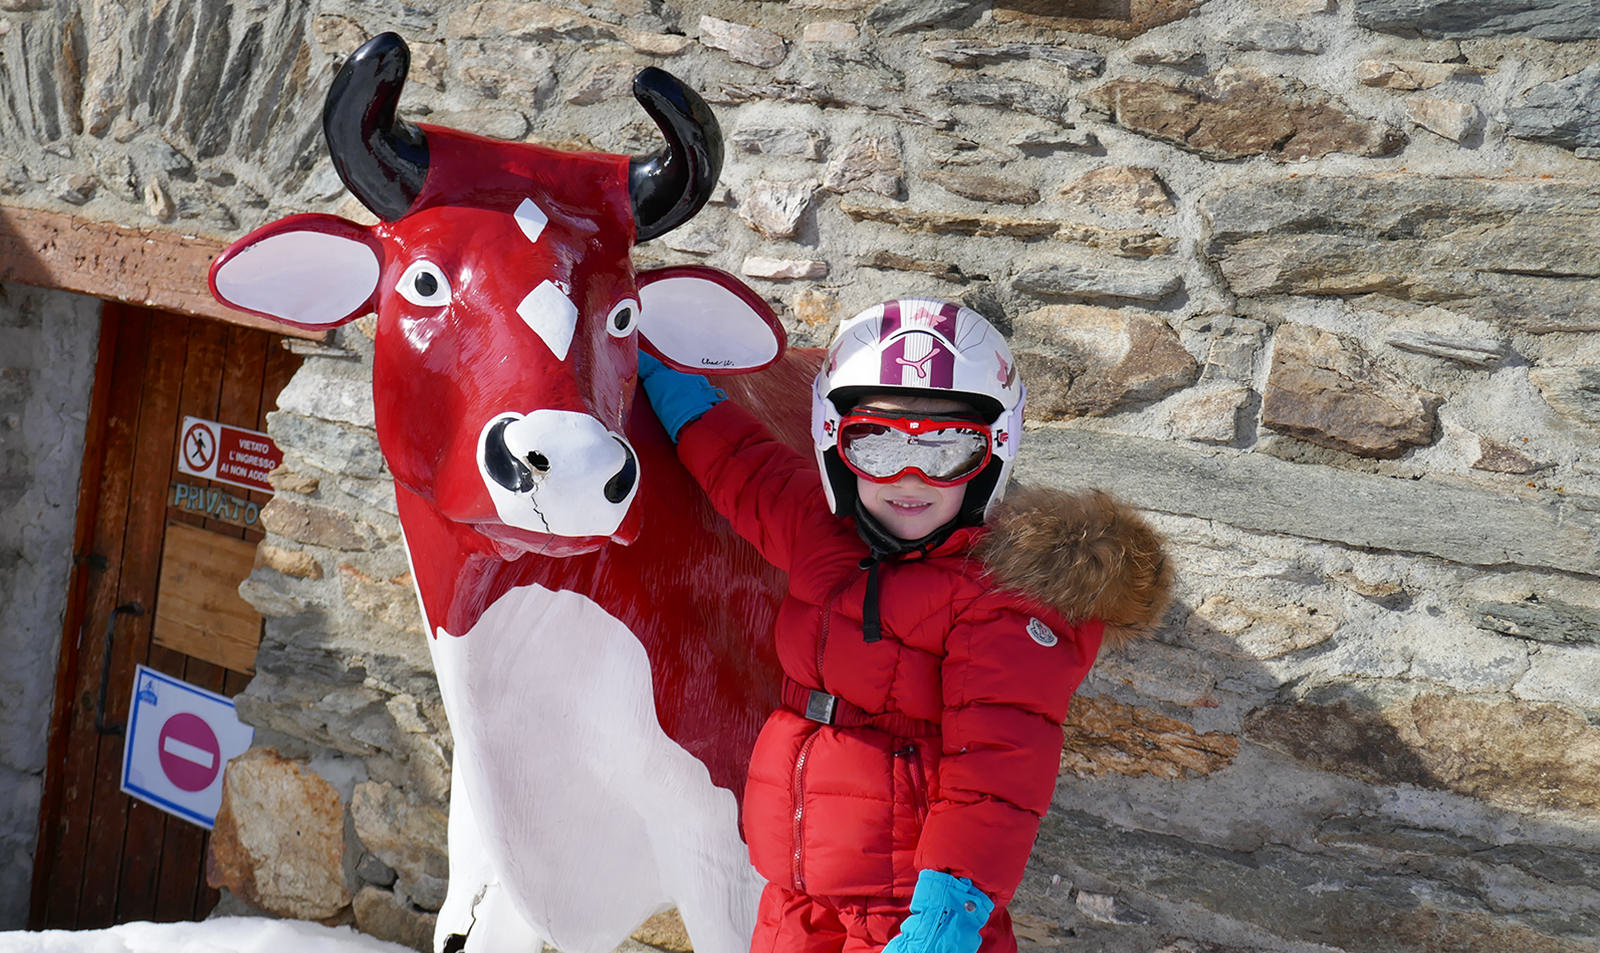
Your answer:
[397,260,451,307]
[606,298,641,338]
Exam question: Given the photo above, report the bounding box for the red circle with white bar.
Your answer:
[158,712,222,792]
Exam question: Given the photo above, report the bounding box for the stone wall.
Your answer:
[3,0,1599,950]
[0,283,100,928]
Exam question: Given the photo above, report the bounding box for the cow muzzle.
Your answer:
[478,410,639,538]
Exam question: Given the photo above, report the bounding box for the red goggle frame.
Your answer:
[836,411,993,486]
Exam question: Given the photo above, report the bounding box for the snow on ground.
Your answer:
[0,918,415,953]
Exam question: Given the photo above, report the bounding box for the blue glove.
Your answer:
[883,870,994,953]
[637,350,727,442]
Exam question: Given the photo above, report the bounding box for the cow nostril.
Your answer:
[485,419,534,492]
[526,451,550,473]
[604,438,637,504]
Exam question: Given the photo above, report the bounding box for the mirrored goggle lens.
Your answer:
[839,422,990,483]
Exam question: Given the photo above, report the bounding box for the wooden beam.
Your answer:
[0,203,324,341]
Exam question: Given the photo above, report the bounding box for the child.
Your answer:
[638,298,1170,953]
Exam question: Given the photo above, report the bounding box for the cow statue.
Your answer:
[210,32,813,953]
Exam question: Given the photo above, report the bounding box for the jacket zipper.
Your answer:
[791,729,821,891]
[896,743,929,824]
[815,570,857,686]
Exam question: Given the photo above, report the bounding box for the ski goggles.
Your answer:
[836,411,993,486]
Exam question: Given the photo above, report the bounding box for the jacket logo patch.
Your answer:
[1026,618,1058,647]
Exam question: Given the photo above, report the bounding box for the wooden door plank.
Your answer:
[30,305,126,929]
[113,311,213,926]
[137,314,226,922]
[79,310,191,926]
[159,323,266,920]
[34,306,152,929]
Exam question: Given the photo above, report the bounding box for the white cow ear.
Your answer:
[637,266,786,374]
[210,213,383,330]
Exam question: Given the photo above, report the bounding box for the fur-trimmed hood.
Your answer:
[973,486,1172,650]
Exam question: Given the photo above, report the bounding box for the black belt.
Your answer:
[782,678,938,738]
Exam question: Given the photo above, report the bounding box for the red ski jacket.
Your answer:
[677,401,1169,906]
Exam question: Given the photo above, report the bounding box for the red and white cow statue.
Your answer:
[211,32,811,953]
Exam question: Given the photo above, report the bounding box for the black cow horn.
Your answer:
[628,68,723,243]
[324,32,429,223]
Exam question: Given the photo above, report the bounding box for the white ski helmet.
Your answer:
[811,298,1024,523]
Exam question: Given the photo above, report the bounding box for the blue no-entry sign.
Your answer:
[121,665,254,828]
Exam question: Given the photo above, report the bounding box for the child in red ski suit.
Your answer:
[639,298,1169,953]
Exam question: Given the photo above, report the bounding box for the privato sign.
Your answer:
[175,415,283,493]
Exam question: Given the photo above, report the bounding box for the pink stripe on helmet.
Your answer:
[877,299,956,389]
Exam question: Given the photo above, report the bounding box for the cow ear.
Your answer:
[210,213,383,330]
[637,266,786,374]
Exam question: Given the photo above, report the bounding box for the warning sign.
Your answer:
[121,665,254,829]
[175,416,282,493]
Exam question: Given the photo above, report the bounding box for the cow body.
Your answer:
[211,32,814,953]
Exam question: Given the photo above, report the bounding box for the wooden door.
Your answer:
[29,302,301,928]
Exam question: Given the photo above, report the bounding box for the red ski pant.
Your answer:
[750,882,1016,953]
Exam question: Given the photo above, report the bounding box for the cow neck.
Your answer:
[852,501,959,644]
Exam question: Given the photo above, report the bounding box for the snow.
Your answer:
[0,918,416,953]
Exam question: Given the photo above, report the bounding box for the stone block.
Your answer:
[1471,438,1548,475]
[729,126,826,160]
[1014,429,1600,575]
[1201,175,1600,333]
[352,885,437,953]
[698,15,788,68]
[337,564,424,635]
[1352,0,1600,40]
[1167,385,1250,445]
[1086,69,1405,161]
[735,177,819,239]
[1012,257,1184,306]
[260,496,372,551]
[920,40,1104,78]
[256,543,323,580]
[1060,695,1238,780]
[1244,693,1600,814]
[207,749,352,920]
[867,0,983,36]
[1406,95,1479,142]
[1474,595,1600,646]
[1528,366,1600,427]
[1059,166,1175,217]
[1033,809,1600,953]
[350,781,450,911]
[741,257,828,280]
[1014,305,1198,419]
[1504,63,1600,152]
[927,169,1039,205]
[992,0,1204,39]
[632,909,693,952]
[1356,59,1491,90]
[822,135,902,196]
[1261,324,1440,459]
[937,76,1069,123]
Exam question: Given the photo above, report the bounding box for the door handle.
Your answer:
[94,602,144,736]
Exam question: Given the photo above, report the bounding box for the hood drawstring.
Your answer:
[852,500,958,645]
[860,556,883,642]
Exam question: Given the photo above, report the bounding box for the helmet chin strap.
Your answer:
[852,498,957,559]
[852,499,962,644]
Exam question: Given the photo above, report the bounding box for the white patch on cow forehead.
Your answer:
[515,197,548,244]
[518,280,579,360]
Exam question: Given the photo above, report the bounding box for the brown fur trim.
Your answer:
[974,487,1172,649]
